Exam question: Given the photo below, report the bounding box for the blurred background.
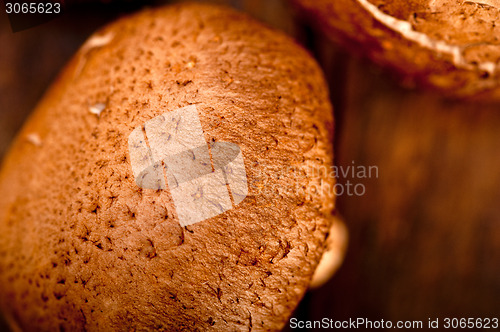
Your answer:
[1,0,499,331]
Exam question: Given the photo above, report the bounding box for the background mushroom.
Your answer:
[293,0,500,100]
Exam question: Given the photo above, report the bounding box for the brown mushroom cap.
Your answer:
[0,3,336,331]
[293,0,500,100]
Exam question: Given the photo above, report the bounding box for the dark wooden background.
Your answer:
[1,0,499,331]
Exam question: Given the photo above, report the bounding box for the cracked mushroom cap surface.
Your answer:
[294,0,500,100]
[0,3,335,331]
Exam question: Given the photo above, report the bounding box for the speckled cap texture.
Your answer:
[0,3,335,331]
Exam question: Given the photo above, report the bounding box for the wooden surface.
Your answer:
[293,25,500,324]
